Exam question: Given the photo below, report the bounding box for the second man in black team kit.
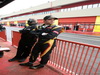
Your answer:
[8,19,38,62]
[19,15,63,69]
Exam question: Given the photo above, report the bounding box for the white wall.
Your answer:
[52,0,86,7]
[0,0,86,18]
[52,7,100,18]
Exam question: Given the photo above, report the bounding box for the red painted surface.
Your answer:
[59,16,96,23]
[59,17,96,32]
[37,19,44,24]
[0,30,6,41]
[9,21,14,24]
[17,20,26,23]
[12,31,21,46]
[3,22,7,24]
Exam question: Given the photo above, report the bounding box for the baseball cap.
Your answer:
[28,18,36,23]
[43,15,58,20]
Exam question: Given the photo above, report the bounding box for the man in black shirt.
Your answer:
[8,19,38,62]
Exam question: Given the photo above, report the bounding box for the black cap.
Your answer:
[28,18,36,23]
[43,15,58,20]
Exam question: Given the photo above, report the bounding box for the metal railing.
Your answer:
[49,39,100,75]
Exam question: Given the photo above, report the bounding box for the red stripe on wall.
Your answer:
[37,19,44,24]
[59,16,96,23]
[9,21,14,24]
[18,20,26,23]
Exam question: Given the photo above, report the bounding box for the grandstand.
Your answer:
[0,0,100,32]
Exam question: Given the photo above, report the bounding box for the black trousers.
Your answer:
[29,39,55,65]
[15,39,35,59]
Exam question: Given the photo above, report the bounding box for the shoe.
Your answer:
[8,57,18,62]
[19,62,33,66]
[29,64,44,69]
[18,58,26,62]
[0,51,4,58]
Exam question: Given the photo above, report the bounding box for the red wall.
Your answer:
[37,19,44,24]
[59,16,96,23]
[9,21,14,24]
[0,31,7,41]
[17,20,26,23]
[12,31,21,46]
[3,22,7,24]
[37,16,96,24]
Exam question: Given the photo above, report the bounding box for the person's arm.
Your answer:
[41,27,62,39]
